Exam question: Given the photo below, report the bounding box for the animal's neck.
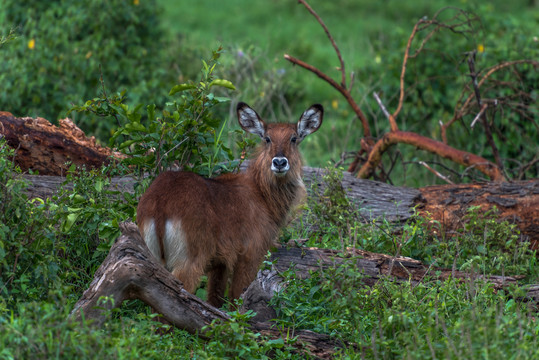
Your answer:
[247,165,302,227]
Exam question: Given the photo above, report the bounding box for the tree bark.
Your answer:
[417,180,539,248]
[70,222,228,335]
[0,112,124,175]
[19,170,539,244]
[71,222,344,359]
[240,245,532,322]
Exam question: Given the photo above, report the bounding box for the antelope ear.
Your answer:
[297,104,323,142]
[237,102,266,138]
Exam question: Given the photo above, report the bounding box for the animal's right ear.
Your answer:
[297,104,323,142]
[237,102,266,139]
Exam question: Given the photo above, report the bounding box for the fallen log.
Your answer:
[0,112,124,175]
[241,245,530,322]
[18,172,539,245]
[3,113,537,242]
[71,222,345,359]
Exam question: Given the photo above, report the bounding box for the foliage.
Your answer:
[70,49,247,180]
[199,309,301,359]
[0,0,173,139]
[0,298,201,360]
[0,139,135,306]
[272,262,539,359]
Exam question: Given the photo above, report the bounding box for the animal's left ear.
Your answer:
[296,104,323,142]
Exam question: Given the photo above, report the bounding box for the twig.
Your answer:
[467,51,503,171]
[373,92,398,132]
[470,103,488,129]
[419,161,455,184]
[296,0,346,88]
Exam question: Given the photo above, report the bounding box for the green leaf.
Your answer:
[125,122,147,132]
[169,83,196,95]
[118,139,138,150]
[62,212,80,232]
[209,79,236,90]
[147,104,156,121]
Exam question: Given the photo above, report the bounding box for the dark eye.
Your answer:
[291,136,298,144]
[264,137,271,144]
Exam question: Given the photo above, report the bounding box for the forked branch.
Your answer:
[285,2,508,182]
[284,54,371,137]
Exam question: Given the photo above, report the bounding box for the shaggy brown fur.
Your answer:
[137,102,323,307]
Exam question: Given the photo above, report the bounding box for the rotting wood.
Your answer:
[417,180,539,248]
[0,112,124,175]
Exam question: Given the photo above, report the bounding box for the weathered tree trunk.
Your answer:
[418,181,539,248]
[18,171,539,245]
[241,245,537,322]
[71,222,344,359]
[3,113,537,242]
[0,112,124,175]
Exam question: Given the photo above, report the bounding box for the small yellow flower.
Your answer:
[133,0,139,5]
[28,39,35,50]
[477,44,485,53]
[331,99,338,110]
[85,51,92,59]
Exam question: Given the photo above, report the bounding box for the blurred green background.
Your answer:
[1,0,537,185]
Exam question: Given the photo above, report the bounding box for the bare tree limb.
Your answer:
[296,0,347,89]
[467,51,504,171]
[356,130,505,181]
[284,54,371,138]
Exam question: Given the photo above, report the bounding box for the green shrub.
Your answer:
[0,0,173,140]
[70,49,248,180]
[0,138,135,306]
[0,298,200,359]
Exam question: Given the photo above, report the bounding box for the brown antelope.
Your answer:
[136,102,323,307]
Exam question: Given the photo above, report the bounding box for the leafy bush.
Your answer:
[0,0,173,140]
[70,49,247,181]
[0,139,62,305]
[0,138,135,306]
[0,298,200,359]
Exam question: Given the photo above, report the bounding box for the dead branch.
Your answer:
[467,51,503,171]
[296,0,347,89]
[355,130,504,181]
[284,2,510,182]
[284,54,371,138]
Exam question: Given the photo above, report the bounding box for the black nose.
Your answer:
[272,157,288,170]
